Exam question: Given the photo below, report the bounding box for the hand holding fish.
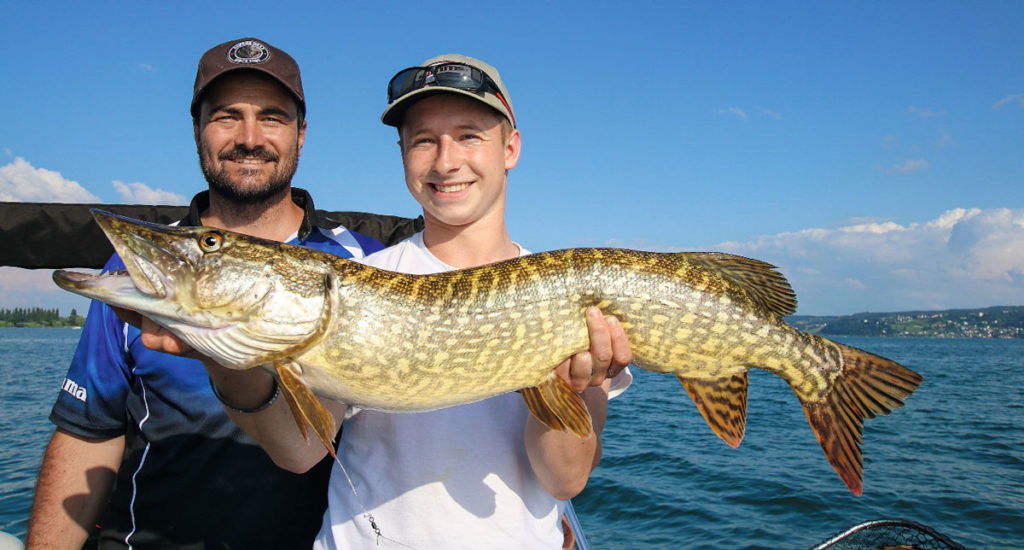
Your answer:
[527,305,631,499]
[556,306,633,393]
[114,308,195,357]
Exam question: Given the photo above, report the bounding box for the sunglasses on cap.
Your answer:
[386,62,515,126]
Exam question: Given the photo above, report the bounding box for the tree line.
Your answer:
[0,307,85,327]
[788,305,1024,338]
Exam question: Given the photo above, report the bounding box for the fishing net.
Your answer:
[809,519,968,550]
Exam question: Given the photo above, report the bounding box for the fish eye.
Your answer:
[199,232,223,252]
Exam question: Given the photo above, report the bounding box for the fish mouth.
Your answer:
[52,268,143,296]
[51,210,198,313]
[90,209,195,300]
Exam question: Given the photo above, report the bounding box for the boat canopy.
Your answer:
[0,202,422,269]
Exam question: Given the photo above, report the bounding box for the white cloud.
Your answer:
[907,105,945,118]
[717,107,748,120]
[0,266,63,292]
[0,267,92,314]
[716,107,782,121]
[0,157,101,202]
[840,216,893,227]
[0,158,186,206]
[884,159,929,174]
[993,94,1024,110]
[136,62,155,72]
[112,180,187,205]
[705,208,1024,314]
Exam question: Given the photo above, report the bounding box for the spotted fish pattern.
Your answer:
[54,211,922,495]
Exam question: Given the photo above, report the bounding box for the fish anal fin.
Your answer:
[802,341,923,496]
[678,373,749,448]
[274,361,338,460]
[520,374,593,439]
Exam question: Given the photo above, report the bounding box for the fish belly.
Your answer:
[295,289,593,412]
[623,293,840,400]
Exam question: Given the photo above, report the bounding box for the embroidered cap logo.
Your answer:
[227,40,271,64]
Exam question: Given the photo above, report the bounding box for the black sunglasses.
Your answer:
[386,62,515,126]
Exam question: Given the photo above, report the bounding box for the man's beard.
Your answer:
[200,143,299,205]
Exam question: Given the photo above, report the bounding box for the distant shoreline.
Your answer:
[0,307,85,328]
[787,305,1023,339]
[0,325,82,329]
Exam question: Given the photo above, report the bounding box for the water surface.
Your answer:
[1,331,1021,548]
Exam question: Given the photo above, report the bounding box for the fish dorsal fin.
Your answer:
[678,373,749,448]
[688,253,797,317]
[275,361,338,459]
[520,373,593,438]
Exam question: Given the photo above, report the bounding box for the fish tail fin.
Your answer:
[520,373,594,438]
[275,361,339,460]
[678,372,749,448]
[801,341,923,495]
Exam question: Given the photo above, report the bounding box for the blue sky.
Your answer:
[1,1,1022,315]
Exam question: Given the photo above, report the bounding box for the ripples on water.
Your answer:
[575,336,1024,549]
[0,328,80,537]
[1,331,1022,548]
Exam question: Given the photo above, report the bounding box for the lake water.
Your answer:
[577,336,1024,549]
[1,329,1021,548]
[0,328,80,539]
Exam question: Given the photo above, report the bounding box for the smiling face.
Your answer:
[194,71,306,204]
[399,94,520,232]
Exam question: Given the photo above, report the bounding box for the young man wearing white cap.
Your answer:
[334,54,634,548]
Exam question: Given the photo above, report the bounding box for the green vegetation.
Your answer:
[0,307,85,328]
[788,306,1024,339]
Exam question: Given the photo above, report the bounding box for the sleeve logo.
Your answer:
[61,377,88,402]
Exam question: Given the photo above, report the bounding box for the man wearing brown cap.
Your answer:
[26,38,401,549]
[198,54,634,548]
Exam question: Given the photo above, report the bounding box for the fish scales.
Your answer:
[53,211,922,495]
[304,248,820,408]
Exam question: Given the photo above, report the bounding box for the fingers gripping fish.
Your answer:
[54,211,922,495]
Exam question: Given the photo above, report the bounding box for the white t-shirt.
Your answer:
[314,232,632,549]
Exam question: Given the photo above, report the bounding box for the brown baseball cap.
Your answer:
[190,38,305,117]
[381,54,515,128]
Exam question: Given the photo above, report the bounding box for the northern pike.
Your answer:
[54,210,922,495]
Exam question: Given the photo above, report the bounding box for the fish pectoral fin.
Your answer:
[274,361,338,460]
[520,374,593,439]
[520,387,569,433]
[678,372,749,448]
[801,341,923,496]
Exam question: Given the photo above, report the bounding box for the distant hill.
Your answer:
[787,306,1024,338]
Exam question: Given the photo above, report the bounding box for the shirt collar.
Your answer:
[181,187,320,241]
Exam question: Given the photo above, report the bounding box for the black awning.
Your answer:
[0,202,421,269]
